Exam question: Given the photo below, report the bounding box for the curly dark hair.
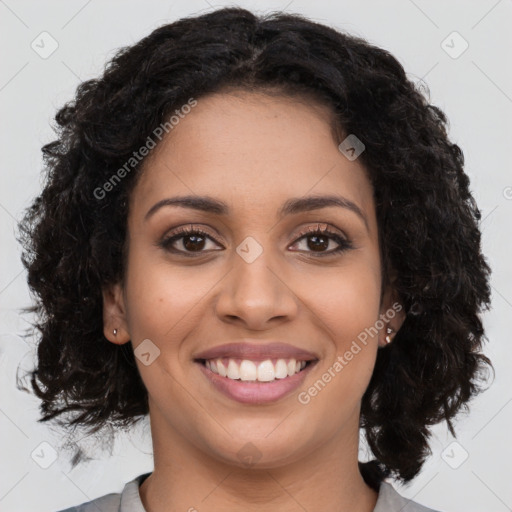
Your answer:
[17,6,492,488]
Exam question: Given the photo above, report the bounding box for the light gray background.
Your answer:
[1,1,511,511]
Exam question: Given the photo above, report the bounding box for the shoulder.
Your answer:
[57,492,121,512]
[374,481,443,512]
[56,472,151,512]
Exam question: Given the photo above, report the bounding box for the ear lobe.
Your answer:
[378,285,406,347]
[102,283,130,345]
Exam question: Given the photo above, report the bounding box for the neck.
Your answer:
[140,406,378,512]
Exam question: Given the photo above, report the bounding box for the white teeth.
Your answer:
[275,359,288,379]
[257,360,275,382]
[227,359,239,379]
[239,360,257,381]
[217,360,227,377]
[205,357,308,382]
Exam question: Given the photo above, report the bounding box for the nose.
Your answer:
[214,249,299,330]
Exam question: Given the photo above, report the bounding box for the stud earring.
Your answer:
[385,326,394,344]
[113,328,118,335]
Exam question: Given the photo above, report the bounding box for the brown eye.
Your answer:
[159,227,222,256]
[290,225,353,256]
[181,234,206,251]
[305,233,330,252]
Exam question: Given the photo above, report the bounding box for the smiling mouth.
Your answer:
[195,357,316,382]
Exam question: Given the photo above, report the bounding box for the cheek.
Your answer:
[121,255,212,413]
[302,257,382,346]
[123,251,213,343]
[298,256,381,401]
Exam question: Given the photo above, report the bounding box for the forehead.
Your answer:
[131,91,375,227]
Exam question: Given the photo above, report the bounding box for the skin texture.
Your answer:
[102,91,405,512]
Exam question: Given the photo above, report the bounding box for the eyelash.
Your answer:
[158,224,353,258]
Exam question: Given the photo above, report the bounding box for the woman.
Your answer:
[18,7,492,512]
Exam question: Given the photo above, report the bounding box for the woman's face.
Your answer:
[104,91,403,469]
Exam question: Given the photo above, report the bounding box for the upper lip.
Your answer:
[193,341,319,361]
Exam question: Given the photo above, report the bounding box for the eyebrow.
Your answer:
[145,194,369,231]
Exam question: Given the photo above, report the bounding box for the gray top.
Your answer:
[58,472,441,511]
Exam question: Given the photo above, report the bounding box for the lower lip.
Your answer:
[196,361,316,404]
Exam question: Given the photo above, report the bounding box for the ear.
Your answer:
[102,283,131,345]
[377,284,406,348]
